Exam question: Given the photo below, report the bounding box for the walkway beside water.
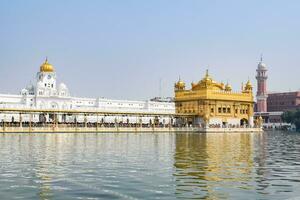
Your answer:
[0,126,262,133]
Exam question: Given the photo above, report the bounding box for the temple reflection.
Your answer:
[253,132,270,193]
[173,133,256,199]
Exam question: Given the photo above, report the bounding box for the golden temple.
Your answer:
[174,70,254,127]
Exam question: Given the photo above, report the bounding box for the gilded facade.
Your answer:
[174,70,254,127]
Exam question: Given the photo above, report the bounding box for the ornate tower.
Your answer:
[256,56,268,112]
[36,58,57,96]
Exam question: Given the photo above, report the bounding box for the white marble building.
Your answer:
[0,59,175,123]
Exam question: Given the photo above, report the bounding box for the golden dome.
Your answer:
[242,80,252,93]
[40,58,54,72]
[199,69,214,86]
[225,83,232,91]
[177,80,185,87]
[246,80,252,87]
[175,77,185,90]
[245,80,252,90]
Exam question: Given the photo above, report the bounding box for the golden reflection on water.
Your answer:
[2,132,299,199]
[174,133,258,199]
[36,165,52,200]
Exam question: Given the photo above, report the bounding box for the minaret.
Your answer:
[256,55,268,112]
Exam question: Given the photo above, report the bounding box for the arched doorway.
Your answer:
[240,118,248,126]
[154,116,159,126]
[39,113,46,123]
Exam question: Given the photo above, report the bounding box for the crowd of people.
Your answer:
[0,117,259,129]
[0,121,174,128]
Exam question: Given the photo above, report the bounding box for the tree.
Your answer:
[282,111,294,123]
[282,109,300,131]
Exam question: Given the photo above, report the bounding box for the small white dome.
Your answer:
[59,83,68,90]
[21,88,28,95]
[26,83,35,91]
[258,61,267,70]
[58,82,70,96]
[257,55,267,70]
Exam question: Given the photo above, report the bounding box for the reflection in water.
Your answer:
[173,132,300,199]
[252,132,300,198]
[0,132,300,199]
[174,133,256,199]
[0,133,176,199]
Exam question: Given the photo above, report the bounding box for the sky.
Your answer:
[0,0,300,100]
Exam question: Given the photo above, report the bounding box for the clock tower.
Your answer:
[36,58,57,96]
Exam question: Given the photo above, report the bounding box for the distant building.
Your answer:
[254,56,299,114]
[174,70,254,127]
[254,56,298,128]
[254,112,283,124]
[267,91,300,112]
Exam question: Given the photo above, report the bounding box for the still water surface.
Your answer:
[0,132,300,199]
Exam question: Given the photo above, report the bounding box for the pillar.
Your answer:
[29,113,32,132]
[19,113,22,128]
[96,113,99,131]
[84,114,87,128]
[139,116,142,128]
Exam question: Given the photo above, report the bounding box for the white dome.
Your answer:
[257,55,267,70]
[59,83,68,90]
[258,62,267,70]
[21,88,28,95]
[58,83,70,96]
[26,83,35,91]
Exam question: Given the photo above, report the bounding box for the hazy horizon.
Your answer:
[1,0,300,100]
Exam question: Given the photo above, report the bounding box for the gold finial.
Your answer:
[260,54,263,62]
[246,77,251,84]
[206,69,209,77]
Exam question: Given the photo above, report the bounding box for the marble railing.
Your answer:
[0,126,262,133]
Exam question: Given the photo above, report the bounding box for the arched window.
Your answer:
[223,107,226,113]
[51,102,59,109]
[218,107,222,113]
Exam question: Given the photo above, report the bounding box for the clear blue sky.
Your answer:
[0,0,299,100]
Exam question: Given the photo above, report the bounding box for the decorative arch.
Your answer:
[50,102,59,109]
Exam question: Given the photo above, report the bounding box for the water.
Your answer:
[0,132,300,200]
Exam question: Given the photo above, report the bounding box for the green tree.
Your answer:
[282,109,300,131]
